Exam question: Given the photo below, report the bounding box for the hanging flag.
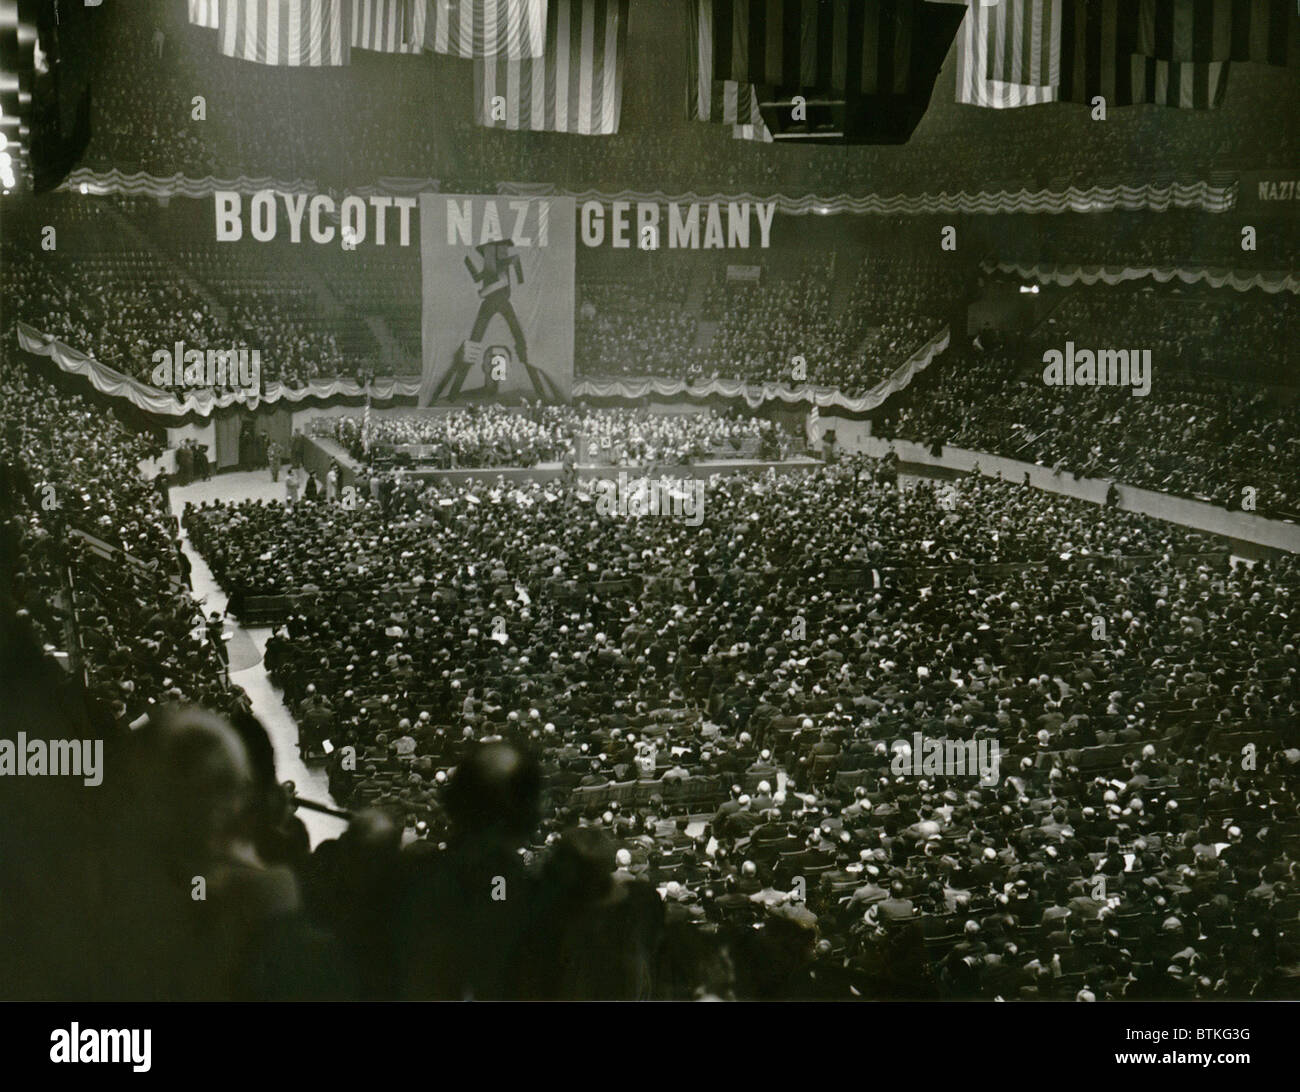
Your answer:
[687,1,763,124]
[707,1,963,142]
[352,0,427,53]
[1135,0,1235,62]
[1057,0,1138,103]
[733,116,773,141]
[473,0,629,135]
[1058,0,1228,107]
[1226,0,1300,68]
[1136,0,1298,67]
[957,0,1059,108]
[189,0,222,28]
[710,0,926,97]
[427,0,546,58]
[981,0,1062,87]
[1128,53,1232,107]
[806,404,821,448]
[715,81,764,124]
[217,0,351,66]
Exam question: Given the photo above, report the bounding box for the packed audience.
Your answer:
[572,255,952,395]
[0,354,247,727]
[576,280,698,378]
[2,244,346,389]
[884,287,1299,514]
[5,0,1298,1007]
[977,211,1298,270]
[170,455,1300,1000]
[313,405,783,467]
[3,348,1297,999]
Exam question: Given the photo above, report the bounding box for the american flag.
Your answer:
[982,0,1062,87]
[956,0,1060,109]
[428,0,547,58]
[709,0,931,97]
[189,0,222,28]
[1057,0,1230,108]
[351,0,427,53]
[218,0,351,66]
[474,0,629,135]
[1136,0,1298,67]
[732,117,773,142]
[958,0,1233,109]
[687,0,763,125]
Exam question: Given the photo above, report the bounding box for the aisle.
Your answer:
[171,470,347,847]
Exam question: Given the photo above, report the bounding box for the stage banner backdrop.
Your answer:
[419,193,575,405]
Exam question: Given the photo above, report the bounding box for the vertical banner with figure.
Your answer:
[419,193,575,405]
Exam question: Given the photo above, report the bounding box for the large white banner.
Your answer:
[419,193,575,405]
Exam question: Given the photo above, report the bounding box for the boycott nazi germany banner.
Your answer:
[418,194,576,406]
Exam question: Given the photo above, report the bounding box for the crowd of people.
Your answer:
[2,243,348,390]
[0,353,246,728]
[314,405,783,468]
[3,0,1296,1003]
[882,287,1299,515]
[978,211,1297,270]
[3,335,1298,999]
[577,256,951,396]
[1041,285,1296,385]
[691,259,948,394]
[577,280,699,379]
[4,220,950,398]
[173,453,1300,999]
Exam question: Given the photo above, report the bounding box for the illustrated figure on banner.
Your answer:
[430,239,561,401]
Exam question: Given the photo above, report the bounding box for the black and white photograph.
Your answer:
[0,0,1296,1052]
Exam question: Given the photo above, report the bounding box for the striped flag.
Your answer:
[1226,0,1299,67]
[710,0,930,98]
[1127,53,1232,106]
[1056,0,1138,103]
[1135,0,1235,61]
[352,0,427,53]
[687,0,763,124]
[427,0,546,58]
[218,0,351,66]
[957,1,1059,108]
[1058,0,1228,107]
[982,0,1062,86]
[733,116,773,141]
[473,0,629,135]
[189,0,221,28]
[708,81,764,124]
[1137,0,1298,67]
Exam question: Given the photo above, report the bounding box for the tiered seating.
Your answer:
[576,279,697,378]
[883,284,1298,515]
[178,458,1300,999]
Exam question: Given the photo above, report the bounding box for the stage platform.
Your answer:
[300,434,822,488]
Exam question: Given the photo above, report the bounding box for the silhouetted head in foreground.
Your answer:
[443,741,541,846]
[545,826,617,904]
[124,704,254,862]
